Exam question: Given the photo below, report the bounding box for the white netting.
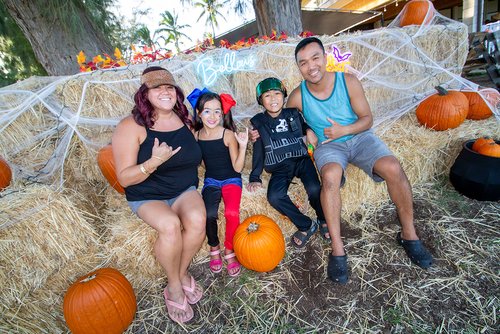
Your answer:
[0,7,498,188]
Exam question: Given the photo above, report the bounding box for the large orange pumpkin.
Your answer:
[63,267,137,334]
[472,137,495,152]
[400,0,435,26]
[416,86,469,131]
[97,144,125,194]
[462,91,493,120]
[477,142,500,158]
[0,157,12,191]
[233,215,286,272]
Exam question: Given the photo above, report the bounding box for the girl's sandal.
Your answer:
[209,249,223,273]
[224,252,241,277]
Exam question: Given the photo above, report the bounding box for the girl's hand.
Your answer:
[152,137,181,163]
[235,127,249,148]
[246,182,262,192]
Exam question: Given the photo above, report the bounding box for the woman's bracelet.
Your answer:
[139,163,150,176]
[151,155,165,163]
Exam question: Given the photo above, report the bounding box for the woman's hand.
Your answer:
[151,137,181,163]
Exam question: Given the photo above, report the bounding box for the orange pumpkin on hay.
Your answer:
[233,215,286,272]
[97,144,125,194]
[63,267,136,334]
[400,0,435,27]
[0,157,12,191]
[461,91,494,120]
[416,86,468,131]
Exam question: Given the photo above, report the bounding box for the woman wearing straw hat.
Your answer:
[112,66,205,324]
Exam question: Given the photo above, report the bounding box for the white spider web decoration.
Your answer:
[0,7,498,189]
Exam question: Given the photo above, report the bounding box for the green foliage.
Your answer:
[155,10,191,53]
[39,0,124,49]
[194,0,226,38]
[0,0,123,87]
[0,2,46,87]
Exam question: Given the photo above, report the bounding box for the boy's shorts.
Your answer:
[127,186,197,215]
[314,129,393,186]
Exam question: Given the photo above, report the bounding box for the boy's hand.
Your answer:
[249,128,260,143]
[305,129,318,148]
[246,182,262,192]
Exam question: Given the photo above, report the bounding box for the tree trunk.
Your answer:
[252,0,303,36]
[2,0,113,75]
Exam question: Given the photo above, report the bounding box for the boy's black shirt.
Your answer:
[249,108,310,183]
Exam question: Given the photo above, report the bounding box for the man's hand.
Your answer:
[322,117,346,144]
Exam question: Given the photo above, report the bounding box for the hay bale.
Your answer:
[0,185,101,313]
[101,206,163,285]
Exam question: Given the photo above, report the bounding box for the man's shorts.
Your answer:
[314,129,393,186]
[127,185,197,215]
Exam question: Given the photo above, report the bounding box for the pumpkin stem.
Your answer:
[247,222,259,233]
[80,274,97,283]
[435,86,448,96]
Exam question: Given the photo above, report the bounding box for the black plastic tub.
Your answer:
[449,139,500,201]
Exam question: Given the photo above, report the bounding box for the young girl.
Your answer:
[187,88,248,277]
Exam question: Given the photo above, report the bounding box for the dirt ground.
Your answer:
[127,178,499,334]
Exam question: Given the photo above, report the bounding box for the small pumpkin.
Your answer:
[472,137,495,152]
[63,267,137,334]
[477,142,500,158]
[97,144,125,194]
[400,0,435,27]
[0,157,12,191]
[233,215,286,272]
[462,91,493,120]
[416,86,469,131]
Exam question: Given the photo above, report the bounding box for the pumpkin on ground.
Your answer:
[472,137,495,152]
[477,141,500,158]
[63,267,137,334]
[462,91,493,120]
[399,0,435,27]
[97,144,125,194]
[233,215,286,272]
[0,157,12,191]
[416,86,469,131]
